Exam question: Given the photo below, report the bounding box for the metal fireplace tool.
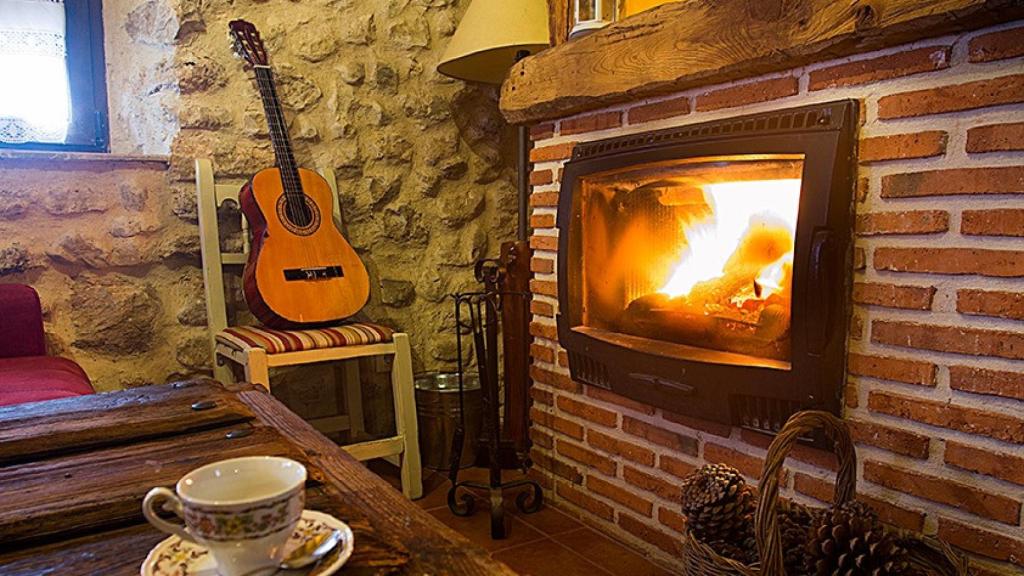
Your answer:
[446,246,543,539]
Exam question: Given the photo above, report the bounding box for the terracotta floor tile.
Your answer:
[552,527,675,576]
[429,506,546,553]
[492,538,614,576]
[507,497,584,536]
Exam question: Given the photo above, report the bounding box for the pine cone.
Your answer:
[778,502,817,576]
[681,464,758,564]
[805,500,909,576]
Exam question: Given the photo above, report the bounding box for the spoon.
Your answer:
[280,528,344,570]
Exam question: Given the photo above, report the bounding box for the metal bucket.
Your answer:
[414,372,482,471]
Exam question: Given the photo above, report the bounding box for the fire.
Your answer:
[659,179,802,299]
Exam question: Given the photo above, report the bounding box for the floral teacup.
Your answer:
[142,456,306,576]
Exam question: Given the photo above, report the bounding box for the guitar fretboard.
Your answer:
[253,66,308,224]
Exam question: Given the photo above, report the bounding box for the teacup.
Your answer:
[142,456,306,576]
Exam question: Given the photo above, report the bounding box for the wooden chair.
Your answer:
[194,158,422,499]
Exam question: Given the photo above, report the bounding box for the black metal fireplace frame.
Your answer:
[556,100,858,434]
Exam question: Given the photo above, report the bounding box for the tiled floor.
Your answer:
[368,462,674,576]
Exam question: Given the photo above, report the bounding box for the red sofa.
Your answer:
[0,284,93,406]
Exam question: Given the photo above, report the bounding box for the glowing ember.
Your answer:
[659,179,801,299]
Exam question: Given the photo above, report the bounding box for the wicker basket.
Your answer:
[681,410,970,576]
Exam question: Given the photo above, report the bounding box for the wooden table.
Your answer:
[0,379,516,575]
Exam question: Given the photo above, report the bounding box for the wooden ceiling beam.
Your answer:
[501,0,1023,124]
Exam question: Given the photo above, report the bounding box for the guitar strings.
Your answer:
[254,67,308,227]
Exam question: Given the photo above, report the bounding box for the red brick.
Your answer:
[872,320,1024,361]
[873,247,1024,277]
[531,299,554,318]
[530,257,555,275]
[868,389,1024,445]
[587,429,655,467]
[585,386,656,415]
[659,455,696,480]
[530,169,553,186]
[849,314,864,341]
[847,352,936,386]
[530,342,555,364]
[855,210,948,235]
[532,449,583,484]
[792,473,925,531]
[529,234,558,251]
[958,288,1024,321]
[530,191,559,207]
[530,122,555,141]
[623,416,698,456]
[945,441,1024,486]
[662,411,732,437]
[531,406,585,440]
[949,365,1024,402]
[847,418,930,458]
[740,429,837,471]
[968,122,1024,153]
[588,474,653,516]
[529,321,557,341]
[556,439,616,476]
[853,247,866,270]
[859,131,947,163]
[529,279,557,297]
[844,381,858,409]
[628,96,690,124]
[856,177,869,203]
[530,385,554,405]
[527,466,554,490]
[623,466,682,502]
[703,443,765,480]
[969,25,1024,63]
[556,396,617,427]
[530,141,576,163]
[657,507,687,533]
[558,350,568,368]
[530,212,555,229]
[937,517,1024,566]
[617,512,682,556]
[878,74,1024,119]
[695,76,799,112]
[962,209,1024,237]
[556,480,614,521]
[560,111,623,136]
[809,46,951,90]
[530,365,580,392]
[531,428,553,449]
[852,282,935,310]
[863,460,1020,524]
[881,166,1024,198]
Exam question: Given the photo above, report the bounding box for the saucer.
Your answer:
[141,510,354,576]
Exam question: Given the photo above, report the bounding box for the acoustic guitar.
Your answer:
[229,20,369,328]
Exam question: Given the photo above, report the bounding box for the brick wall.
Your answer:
[526,22,1024,576]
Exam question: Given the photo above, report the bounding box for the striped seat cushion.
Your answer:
[217,323,393,354]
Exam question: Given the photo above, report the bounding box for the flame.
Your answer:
[659,179,801,299]
[755,253,793,299]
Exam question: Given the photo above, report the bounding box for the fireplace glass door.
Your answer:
[576,154,804,370]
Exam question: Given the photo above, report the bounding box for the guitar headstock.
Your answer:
[228,19,268,68]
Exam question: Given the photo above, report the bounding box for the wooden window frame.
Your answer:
[1,0,110,153]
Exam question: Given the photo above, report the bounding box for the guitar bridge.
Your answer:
[283,266,343,281]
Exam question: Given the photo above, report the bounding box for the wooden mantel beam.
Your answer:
[500,0,1023,125]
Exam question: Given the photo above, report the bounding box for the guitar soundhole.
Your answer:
[276,195,321,236]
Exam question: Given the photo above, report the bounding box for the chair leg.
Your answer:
[213,357,234,385]
[342,361,365,441]
[391,333,422,499]
[244,348,271,392]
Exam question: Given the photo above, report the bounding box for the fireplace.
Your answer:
[557,100,858,434]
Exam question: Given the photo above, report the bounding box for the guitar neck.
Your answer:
[253,66,302,196]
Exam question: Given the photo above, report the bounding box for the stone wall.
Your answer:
[527,21,1024,576]
[0,0,518,393]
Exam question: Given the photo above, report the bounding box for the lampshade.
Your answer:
[437,0,550,84]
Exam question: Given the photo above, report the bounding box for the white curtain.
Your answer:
[0,0,69,144]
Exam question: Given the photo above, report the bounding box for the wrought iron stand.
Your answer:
[446,258,543,539]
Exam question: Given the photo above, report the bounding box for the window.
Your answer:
[0,0,108,152]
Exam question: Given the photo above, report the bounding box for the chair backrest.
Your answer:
[0,284,46,359]
[193,159,342,364]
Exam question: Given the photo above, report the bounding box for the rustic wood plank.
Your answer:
[0,379,255,465]
[547,0,570,46]
[502,0,1024,124]
[0,487,406,576]
[0,423,306,548]
[239,390,518,575]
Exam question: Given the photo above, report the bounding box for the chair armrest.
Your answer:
[0,284,46,358]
